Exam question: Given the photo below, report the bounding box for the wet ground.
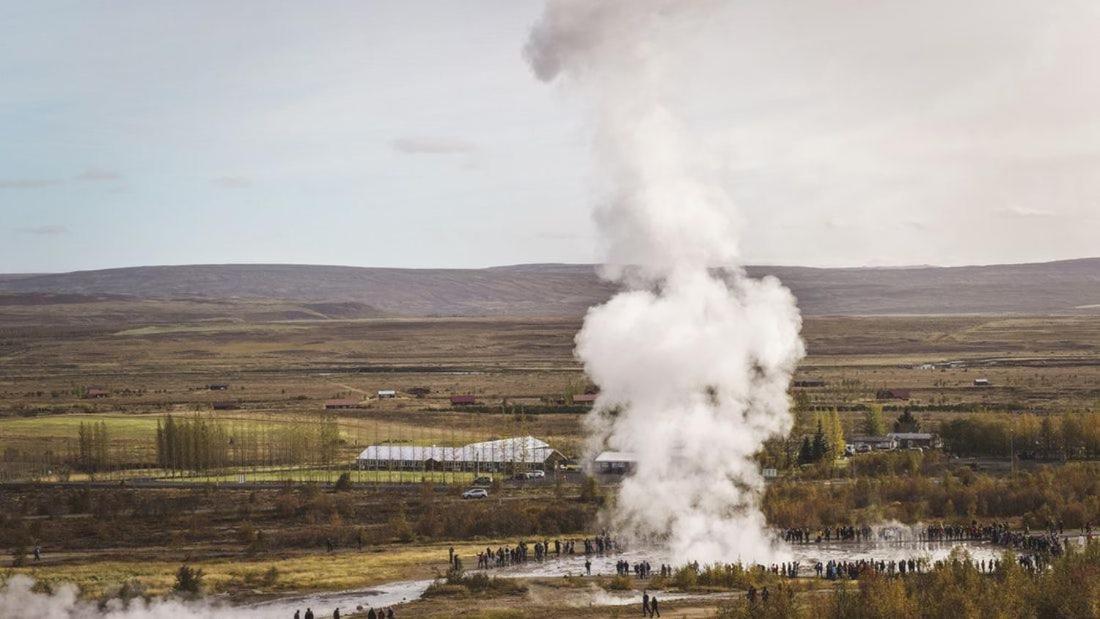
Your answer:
[242,536,1026,617]
[246,579,433,617]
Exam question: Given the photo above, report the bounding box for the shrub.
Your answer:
[173,565,204,596]
[388,511,414,543]
[605,575,632,590]
[333,472,352,492]
[424,572,527,598]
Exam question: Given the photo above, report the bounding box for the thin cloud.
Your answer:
[75,168,122,182]
[391,137,476,155]
[0,178,61,189]
[999,206,1055,218]
[16,225,68,236]
[535,230,592,241]
[211,176,252,189]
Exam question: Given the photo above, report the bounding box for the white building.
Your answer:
[356,436,565,472]
[593,451,637,475]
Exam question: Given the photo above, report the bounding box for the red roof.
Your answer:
[450,395,477,405]
[572,393,598,403]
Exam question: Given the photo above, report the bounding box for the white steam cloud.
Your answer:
[0,576,261,619]
[526,1,805,563]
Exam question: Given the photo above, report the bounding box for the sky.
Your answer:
[2,0,1099,273]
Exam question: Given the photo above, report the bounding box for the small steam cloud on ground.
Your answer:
[526,1,805,563]
[0,576,260,619]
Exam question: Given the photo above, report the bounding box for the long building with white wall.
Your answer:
[356,436,565,473]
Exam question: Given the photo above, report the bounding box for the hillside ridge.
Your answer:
[1,258,1098,316]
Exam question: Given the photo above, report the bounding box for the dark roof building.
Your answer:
[876,388,911,400]
[889,432,941,449]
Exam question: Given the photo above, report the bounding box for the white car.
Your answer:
[462,488,488,499]
[525,470,546,479]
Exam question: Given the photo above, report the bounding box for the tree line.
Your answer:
[75,421,110,472]
[155,413,342,472]
[940,411,1100,460]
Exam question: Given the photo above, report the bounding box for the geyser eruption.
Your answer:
[526,1,805,563]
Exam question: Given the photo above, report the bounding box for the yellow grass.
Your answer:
[11,540,522,598]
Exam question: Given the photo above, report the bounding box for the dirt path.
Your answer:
[326,381,369,394]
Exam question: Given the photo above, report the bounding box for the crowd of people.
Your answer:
[783,525,874,544]
[781,520,1094,553]
[412,523,1097,618]
[470,533,619,571]
[814,558,927,580]
[616,559,657,579]
[291,608,394,619]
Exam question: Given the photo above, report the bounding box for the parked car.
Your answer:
[462,488,488,499]
[472,476,493,487]
[526,470,546,479]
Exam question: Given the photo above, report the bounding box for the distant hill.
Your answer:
[0,259,1098,317]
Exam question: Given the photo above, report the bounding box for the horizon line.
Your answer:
[3,255,1098,277]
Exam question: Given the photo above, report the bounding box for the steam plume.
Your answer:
[0,576,260,619]
[526,1,805,563]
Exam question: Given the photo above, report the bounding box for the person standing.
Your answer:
[642,590,650,617]
[585,558,592,576]
[305,609,314,619]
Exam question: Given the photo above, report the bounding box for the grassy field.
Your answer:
[0,408,577,483]
[10,540,502,598]
[2,309,1098,483]
[165,468,478,485]
[2,302,1100,615]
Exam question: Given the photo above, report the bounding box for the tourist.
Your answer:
[642,590,649,616]
[305,609,314,619]
[650,594,660,617]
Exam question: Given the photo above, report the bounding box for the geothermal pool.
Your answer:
[244,537,1019,617]
[477,539,1007,580]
